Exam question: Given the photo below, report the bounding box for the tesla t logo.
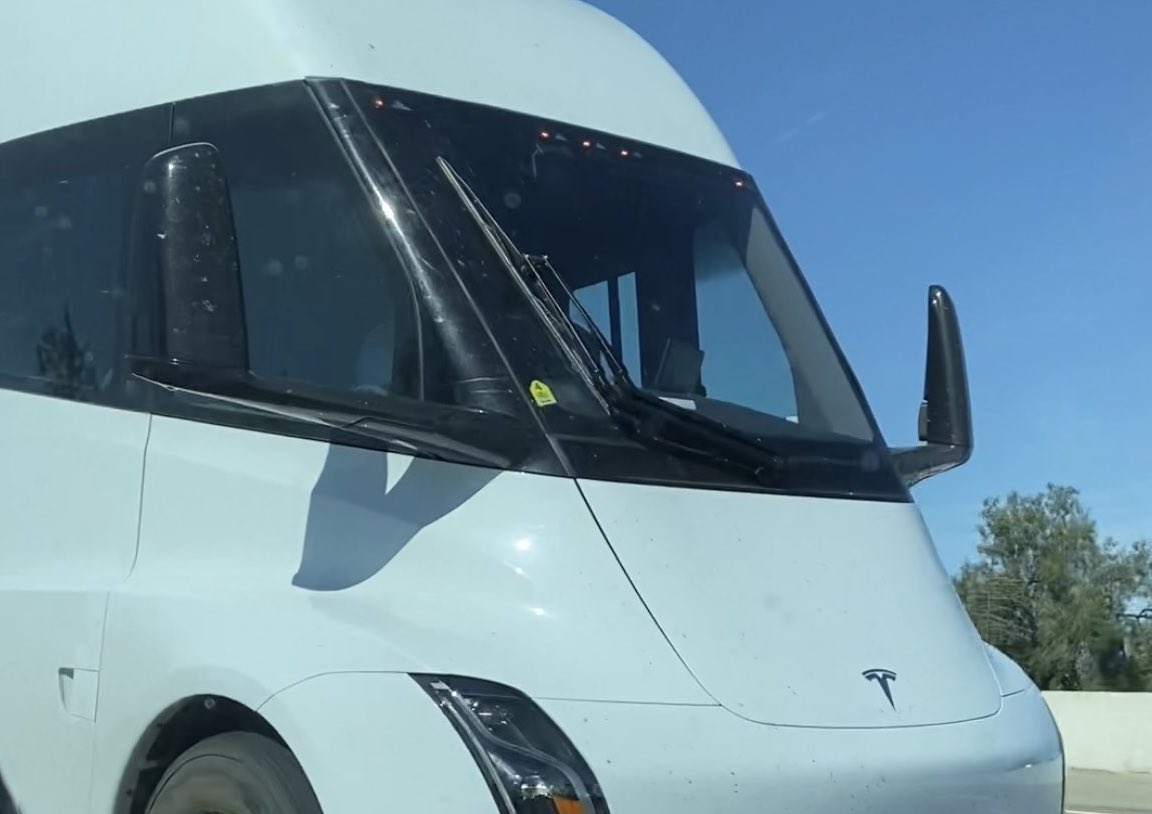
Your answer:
[862,668,897,709]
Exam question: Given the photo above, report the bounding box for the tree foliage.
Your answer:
[954,484,1152,690]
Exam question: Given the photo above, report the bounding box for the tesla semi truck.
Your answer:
[0,0,1064,812]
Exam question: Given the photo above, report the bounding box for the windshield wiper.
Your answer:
[131,359,516,469]
[517,250,788,484]
[435,157,786,485]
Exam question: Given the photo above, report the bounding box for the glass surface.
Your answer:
[354,83,879,447]
[348,81,907,498]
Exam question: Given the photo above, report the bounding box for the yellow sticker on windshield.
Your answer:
[529,379,557,407]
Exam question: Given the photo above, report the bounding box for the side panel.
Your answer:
[88,417,709,812]
[0,394,149,814]
[0,101,168,814]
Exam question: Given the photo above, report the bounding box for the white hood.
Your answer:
[577,479,1003,729]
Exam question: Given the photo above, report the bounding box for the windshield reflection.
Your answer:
[359,87,876,446]
[349,80,908,500]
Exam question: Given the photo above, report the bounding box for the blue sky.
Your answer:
[589,0,1152,573]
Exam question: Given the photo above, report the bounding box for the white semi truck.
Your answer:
[0,0,1063,812]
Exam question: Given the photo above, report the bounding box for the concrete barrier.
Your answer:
[1043,691,1152,774]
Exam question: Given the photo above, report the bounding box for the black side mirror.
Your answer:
[129,143,248,382]
[892,284,973,486]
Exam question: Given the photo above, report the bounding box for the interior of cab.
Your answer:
[464,139,805,431]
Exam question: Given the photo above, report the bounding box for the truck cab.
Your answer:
[0,1,1063,812]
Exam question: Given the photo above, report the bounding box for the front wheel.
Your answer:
[144,732,322,814]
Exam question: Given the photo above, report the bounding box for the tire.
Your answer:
[144,732,323,814]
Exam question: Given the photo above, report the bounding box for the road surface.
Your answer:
[1066,769,1152,814]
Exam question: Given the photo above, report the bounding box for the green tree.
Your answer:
[954,484,1152,690]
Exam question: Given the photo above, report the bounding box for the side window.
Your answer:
[569,242,798,422]
[693,221,798,421]
[570,273,642,379]
[0,107,169,398]
[172,83,424,399]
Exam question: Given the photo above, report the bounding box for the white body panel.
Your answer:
[71,418,1056,814]
[0,411,1066,814]
[537,686,1064,814]
[0,2,1063,812]
[258,672,498,814]
[253,672,1063,814]
[0,0,737,166]
[86,416,710,812]
[0,393,149,814]
[576,479,1004,728]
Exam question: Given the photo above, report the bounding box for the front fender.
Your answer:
[88,661,286,814]
[258,671,493,814]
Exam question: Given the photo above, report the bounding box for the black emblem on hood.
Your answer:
[862,668,897,709]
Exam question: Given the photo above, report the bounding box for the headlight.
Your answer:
[414,675,610,814]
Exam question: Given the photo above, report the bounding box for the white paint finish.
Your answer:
[1043,692,1152,774]
[258,672,496,814]
[0,0,738,166]
[0,392,1061,813]
[0,392,149,814]
[0,4,1066,811]
[985,642,1036,697]
[577,478,1004,728]
[87,416,709,812]
[540,686,1064,814]
[60,668,101,722]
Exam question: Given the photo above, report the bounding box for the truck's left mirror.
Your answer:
[134,143,249,376]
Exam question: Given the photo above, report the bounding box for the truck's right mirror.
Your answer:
[891,284,973,487]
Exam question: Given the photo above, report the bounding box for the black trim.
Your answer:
[145,79,561,472]
[0,79,913,504]
[347,79,912,503]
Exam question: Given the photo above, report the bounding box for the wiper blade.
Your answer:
[132,359,514,469]
[434,157,787,485]
[613,388,788,485]
[517,256,787,484]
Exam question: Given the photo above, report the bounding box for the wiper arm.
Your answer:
[520,253,787,484]
[435,157,786,485]
[132,359,514,469]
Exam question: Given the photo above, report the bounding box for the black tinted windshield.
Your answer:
[346,80,908,501]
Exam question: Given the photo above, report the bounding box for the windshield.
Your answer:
[345,80,906,500]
